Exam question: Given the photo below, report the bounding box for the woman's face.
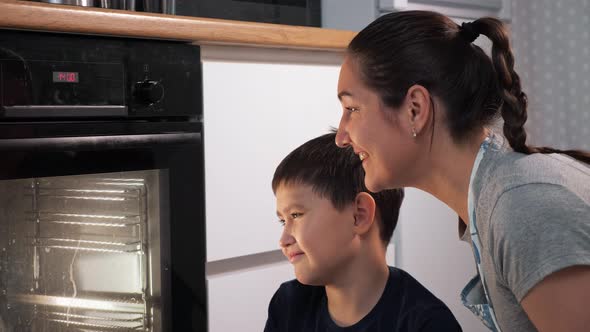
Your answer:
[335,56,420,192]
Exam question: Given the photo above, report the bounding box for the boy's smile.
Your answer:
[286,251,305,263]
[275,182,357,285]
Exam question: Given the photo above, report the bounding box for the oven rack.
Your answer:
[34,310,145,331]
[25,212,143,228]
[8,293,148,331]
[27,237,144,254]
[9,293,146,313]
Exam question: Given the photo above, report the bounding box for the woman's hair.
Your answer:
[347,10,590,164]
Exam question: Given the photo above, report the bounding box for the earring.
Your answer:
[412,127,417,138]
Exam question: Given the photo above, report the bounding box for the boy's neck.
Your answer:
[324,253,390,327]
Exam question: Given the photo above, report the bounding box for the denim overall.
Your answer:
[460,136,503,331]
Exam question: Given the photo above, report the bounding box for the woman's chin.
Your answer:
[364,178,384,193]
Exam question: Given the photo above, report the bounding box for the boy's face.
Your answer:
[275,183,358,286]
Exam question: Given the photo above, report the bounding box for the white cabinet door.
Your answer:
[379,0,511,21]
[207,253,294,332]
[202,46,343,262]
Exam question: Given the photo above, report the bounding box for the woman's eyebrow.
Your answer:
[338,90,353,101]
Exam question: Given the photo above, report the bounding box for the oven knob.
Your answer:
[135,80,164,105]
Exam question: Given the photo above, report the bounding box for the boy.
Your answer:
[265,132,462,331]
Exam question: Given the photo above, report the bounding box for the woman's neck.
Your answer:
[414,130,489,223]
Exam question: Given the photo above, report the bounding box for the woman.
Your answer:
[335,10,590,332]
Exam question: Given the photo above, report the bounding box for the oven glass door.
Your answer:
[0,121,206,332]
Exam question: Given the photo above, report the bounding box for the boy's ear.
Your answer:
[352,192,376,235]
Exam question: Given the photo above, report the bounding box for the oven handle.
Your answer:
[0,132,201,151]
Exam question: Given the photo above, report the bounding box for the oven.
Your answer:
[35,0,322,27]
[174,0,322,27]
[0,30,206,331]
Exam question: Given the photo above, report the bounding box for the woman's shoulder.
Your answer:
[472,136,589,245]
[476,136,590,203]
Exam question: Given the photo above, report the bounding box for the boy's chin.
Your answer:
[294,270,327,286]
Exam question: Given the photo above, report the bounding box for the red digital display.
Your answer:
[52,71,79,83]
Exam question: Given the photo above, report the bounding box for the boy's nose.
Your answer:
[279,227,295,248]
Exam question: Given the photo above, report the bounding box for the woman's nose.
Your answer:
[335,116,351,148]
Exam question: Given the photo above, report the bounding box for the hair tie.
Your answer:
[460,22,479,43]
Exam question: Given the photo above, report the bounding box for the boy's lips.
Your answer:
[286,251,305,263]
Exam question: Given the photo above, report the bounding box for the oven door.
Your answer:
[0,121,206,332]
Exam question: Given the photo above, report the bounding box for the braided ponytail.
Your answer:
[473,17,590,164]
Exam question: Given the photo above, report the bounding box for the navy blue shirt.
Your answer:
[264,267,462,332]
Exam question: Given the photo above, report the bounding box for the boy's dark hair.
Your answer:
[272,132,404,246]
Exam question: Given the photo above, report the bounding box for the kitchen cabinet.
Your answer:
[202,45,343,262]
[207,253,293,332]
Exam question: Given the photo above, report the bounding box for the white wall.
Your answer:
[322,0,377,31]
[511,0,590,151]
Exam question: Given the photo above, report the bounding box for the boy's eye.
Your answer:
[277,213,302,226]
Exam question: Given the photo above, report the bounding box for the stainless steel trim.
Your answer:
[3,105,127,117]
[0,132,201,152]
[41,0,95,7]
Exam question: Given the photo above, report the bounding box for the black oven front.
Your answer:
[0,30,206,332]
[174,0,321,27]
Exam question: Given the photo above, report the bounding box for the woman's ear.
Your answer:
[352,192,377,235]
[404,84,432,138]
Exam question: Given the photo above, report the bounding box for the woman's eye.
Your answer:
[290,213,302,219]
[346,107,359,113]
[277,219,285,227]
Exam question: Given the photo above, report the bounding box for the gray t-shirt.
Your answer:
[459,135,590,331]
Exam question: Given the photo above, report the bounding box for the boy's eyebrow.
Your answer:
[276,204,306,217]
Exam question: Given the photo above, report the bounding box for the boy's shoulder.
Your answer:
[267,268,461,331]
[272,267,452,313]
[266,278,326,331]
[388,266,449,308]
[271,278,325,308]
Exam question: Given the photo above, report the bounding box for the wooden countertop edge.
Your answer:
[0,0,356,51]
